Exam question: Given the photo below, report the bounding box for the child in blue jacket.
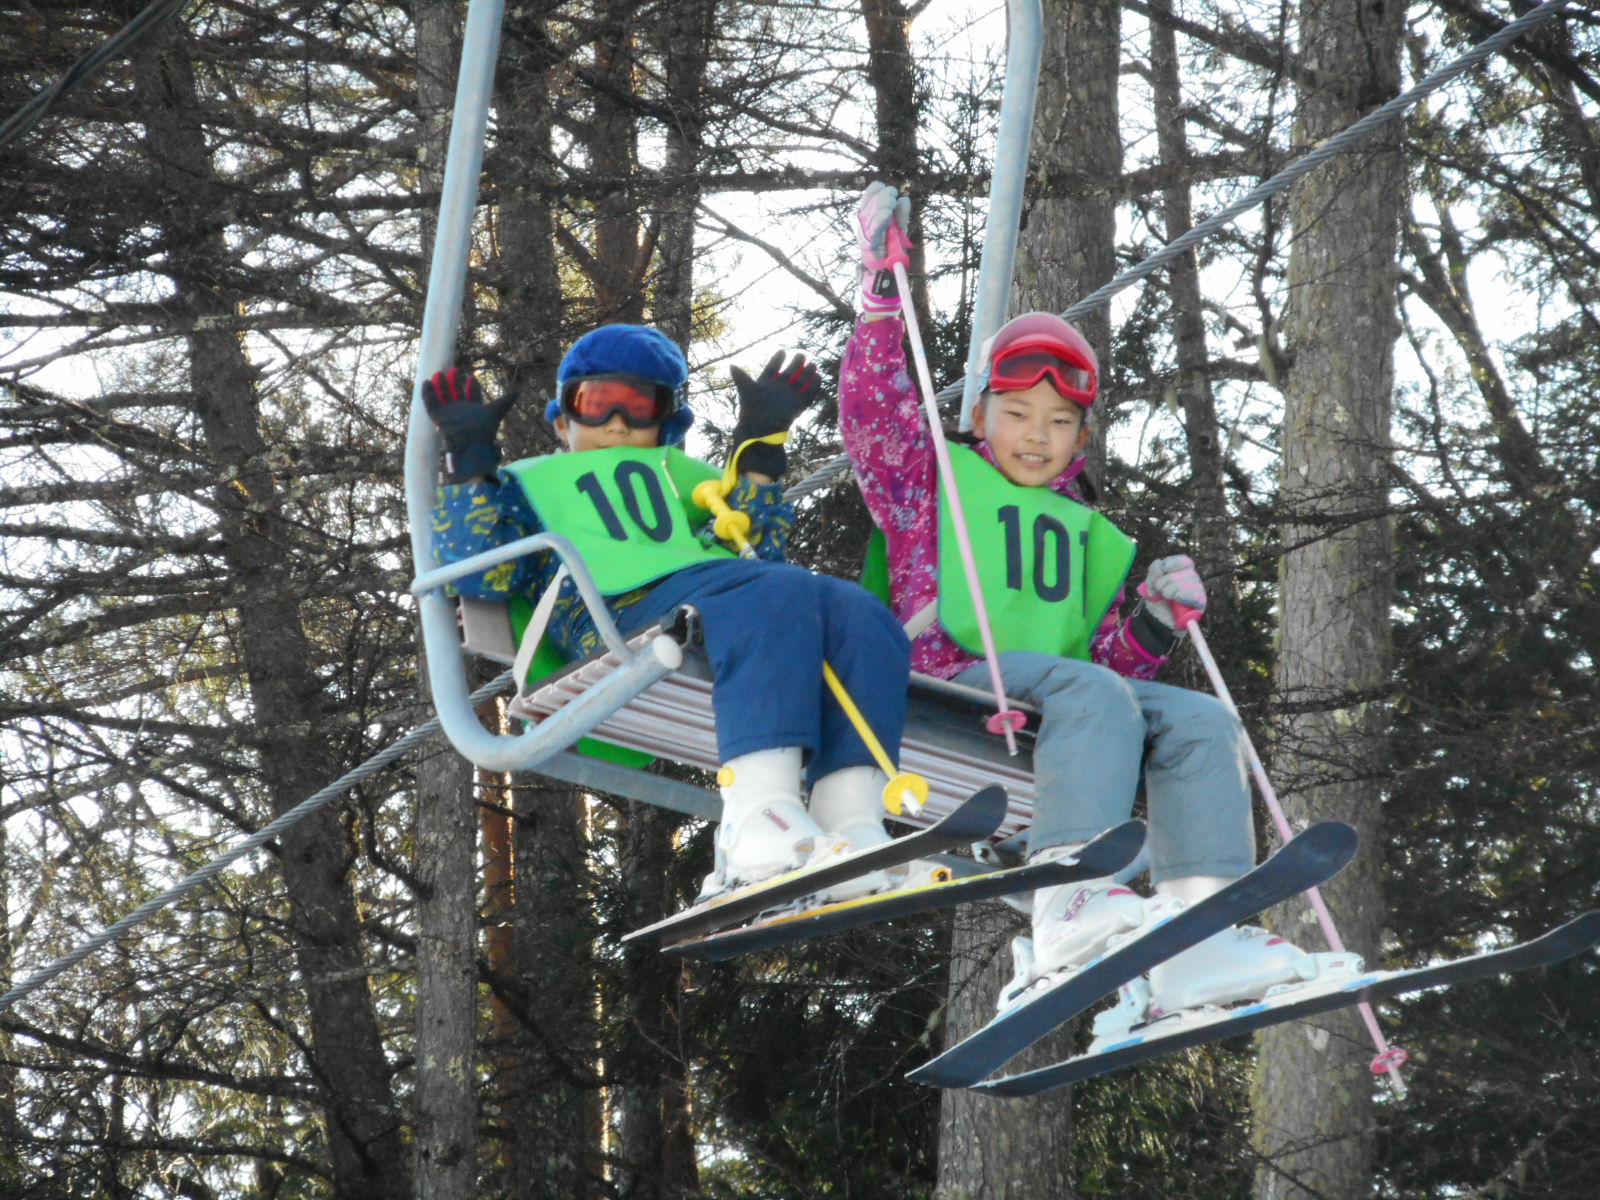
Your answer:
[427,324,911,901]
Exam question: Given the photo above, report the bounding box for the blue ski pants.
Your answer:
[954,651,1254,882]
[617,560,911,783]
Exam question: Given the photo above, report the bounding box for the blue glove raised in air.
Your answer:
[728,351,821,478]
[423,367,517,484]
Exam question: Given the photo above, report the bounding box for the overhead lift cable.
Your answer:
[0,673,514,1017]
[0,0,197,152]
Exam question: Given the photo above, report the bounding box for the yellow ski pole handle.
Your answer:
[691,479,756,558]
[821,661,928,817]
[693,434,791,559]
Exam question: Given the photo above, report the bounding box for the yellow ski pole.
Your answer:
[694,455,930,817]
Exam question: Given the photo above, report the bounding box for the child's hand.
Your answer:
[423,367,517,483]
[728,351,821,478]
[1140,555,1207,629]
[855,182,913,315]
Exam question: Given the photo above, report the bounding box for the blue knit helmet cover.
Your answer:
[546,324,696,446]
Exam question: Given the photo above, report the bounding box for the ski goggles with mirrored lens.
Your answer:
[989,339,1097,406]
[561,374,677,428]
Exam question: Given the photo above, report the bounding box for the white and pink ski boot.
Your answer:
[1088,922,1364,1051]
[998,855,1177,1011]
[697,748,844,903]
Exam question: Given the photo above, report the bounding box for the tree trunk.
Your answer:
[653,0,715,349]
[612,802,698,1200]
[508,782,602,1200]
[605,8,711,1194]
[1011,0,1122,484]
[936,16,1122,1193]
[411,0,481,1193]
[492,8,604,1194]
[493,0,567,437]
[860,0,932,320]
[1147,0,1231,609]
[130,32,409,1200]
[935,905,1077,1200]
[413,737,481,1200]
[1251,0,1403,1195]
[588,0,647,324]
[0,822,15,1180]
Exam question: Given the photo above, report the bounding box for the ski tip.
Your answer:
[904,1059,975,1089]
[948,784,1009,837]
[1296,820,1360,865]
[1555,910,1600,950]
[972,783,1008,813]
[1097,819,1147,857]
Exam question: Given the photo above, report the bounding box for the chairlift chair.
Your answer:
[406,0,1050,847]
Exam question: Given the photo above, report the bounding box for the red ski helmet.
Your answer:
[979,312,1098,408]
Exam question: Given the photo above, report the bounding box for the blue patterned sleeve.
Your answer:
[431,476,557,597]
[725,477,794,562]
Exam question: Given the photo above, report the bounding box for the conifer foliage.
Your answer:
[0,1,1597,1197]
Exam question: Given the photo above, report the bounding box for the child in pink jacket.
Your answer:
[837,184,1345,1037]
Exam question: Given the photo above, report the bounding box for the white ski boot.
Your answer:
[697,749,842,902]
[1085,926,1365,1051]
[805,765,895,902]
[1147,926,1363,1017]
[998,854,1176,1012]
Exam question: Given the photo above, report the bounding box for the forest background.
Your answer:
[2,0,1598,1197]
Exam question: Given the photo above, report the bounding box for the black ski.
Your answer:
[667,821,1146,962]
[907,821,1359,1089]
[625,785,1010,947]
[974,910,1600,1096]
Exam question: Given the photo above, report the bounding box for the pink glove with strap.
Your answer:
[856,182,913,314]
[1137,554,1207,632]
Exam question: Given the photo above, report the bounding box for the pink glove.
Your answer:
[1137,554,1206,631]
[856,182,913,314]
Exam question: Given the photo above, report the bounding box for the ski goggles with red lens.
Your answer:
[561,374,677,428]
[989,338,1097,406]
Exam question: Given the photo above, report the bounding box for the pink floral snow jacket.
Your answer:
[839,315,1170,682]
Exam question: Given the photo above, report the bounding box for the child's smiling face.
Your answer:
[972,380,1091,487]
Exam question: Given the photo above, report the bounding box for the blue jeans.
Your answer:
[955,651,1253,882]
[619,560,910,783]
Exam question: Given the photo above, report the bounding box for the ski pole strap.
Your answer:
[721,432,787,492]
[1137,579,1202,633]
[691,434,790,558]
[890,260,1020,756]
[821,661,928,817]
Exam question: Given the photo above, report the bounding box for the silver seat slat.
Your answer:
[508,624,1039,839]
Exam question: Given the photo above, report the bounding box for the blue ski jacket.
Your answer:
[432,465,795,660]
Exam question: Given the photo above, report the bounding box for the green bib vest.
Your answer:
[502,446,736,596]
[937,443,1136,660]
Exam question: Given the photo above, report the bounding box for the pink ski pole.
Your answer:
[1160,594,1408,1098]
[891,261,1026,754]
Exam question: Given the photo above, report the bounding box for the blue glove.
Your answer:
[423,368,516,484]
[728,351,820,477]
